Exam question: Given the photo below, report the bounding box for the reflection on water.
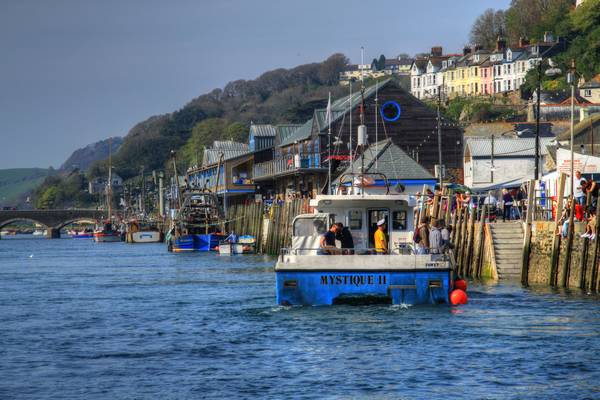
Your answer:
[1,236,599,399]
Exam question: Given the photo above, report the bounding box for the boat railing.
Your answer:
[336,172,391,194]
[280,247,451,259]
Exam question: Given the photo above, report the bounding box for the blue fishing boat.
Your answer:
[276,176,455,306]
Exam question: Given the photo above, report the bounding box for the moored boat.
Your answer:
[125,220,163,243]
[93,222,121,242]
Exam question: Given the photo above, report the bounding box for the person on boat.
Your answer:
[439,219,452,251]
[374,219,388,254]
[414,216,430,254]
[319,223,339,255]
[335,222,354,254]
[429,219,442,254]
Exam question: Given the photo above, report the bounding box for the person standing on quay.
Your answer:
[502,188,514,222]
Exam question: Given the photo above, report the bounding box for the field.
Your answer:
[0,168,50,206]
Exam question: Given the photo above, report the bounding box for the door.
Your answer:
[368,209,389,249]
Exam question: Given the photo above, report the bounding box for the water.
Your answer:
[1,237,599,399]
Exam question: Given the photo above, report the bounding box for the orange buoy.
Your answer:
[454,279,468,292]
[450,289,468,305]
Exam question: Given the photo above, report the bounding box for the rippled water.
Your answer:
[1,236,599,399]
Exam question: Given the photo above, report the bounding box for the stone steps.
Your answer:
[490,222,524,280]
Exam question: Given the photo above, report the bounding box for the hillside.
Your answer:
[88,53,350,179]
[60,137,123,171]
[0,168,52,206]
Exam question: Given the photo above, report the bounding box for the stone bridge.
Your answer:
[0,209,107,238]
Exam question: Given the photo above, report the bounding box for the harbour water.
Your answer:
[1,236,599,399]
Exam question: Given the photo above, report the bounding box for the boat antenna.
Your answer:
[326,92,332,195]
[375,80,379,169]
[358,70,367,198]
[349,81,353,176]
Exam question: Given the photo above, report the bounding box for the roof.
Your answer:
[314,79,394,132]
[249,124,276,137]
[557,113,600,141]
[334,139,434,183]
[278,118,314,147]
[276,124,303,144]
[202,141,249,166]
[581,74,600,89]
[397,58,414,66]
[466,136,555,158]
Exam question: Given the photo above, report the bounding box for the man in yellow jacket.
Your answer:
[374,218,388,254]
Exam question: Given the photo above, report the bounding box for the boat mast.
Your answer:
[170,150,182,211]
[107,137,112,223]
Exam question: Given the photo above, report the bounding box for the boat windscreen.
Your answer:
[293,216,328,237]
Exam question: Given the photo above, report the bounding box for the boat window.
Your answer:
[392,210,407,230]
[293,216,328,236]
[348,210,362,230]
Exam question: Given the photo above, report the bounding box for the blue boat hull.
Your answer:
[276,270,453,306]
[173,234,223,252]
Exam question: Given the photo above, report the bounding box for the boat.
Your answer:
[93,222,121,242]
[166,151,225,252]
[218,234,256,255]
[72,228,94,239]
[93,137,121,243]
[32,229,45,236]
[167,189,224,252]
[275,176,454,306]
[125,220,162,243]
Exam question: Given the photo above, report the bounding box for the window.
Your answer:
[293,216,328,236]
[584,89,592,97]
[348,210,362,230]
[392,211,407,230]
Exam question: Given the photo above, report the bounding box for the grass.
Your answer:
[0,168,51,205]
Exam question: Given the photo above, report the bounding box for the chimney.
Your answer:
[495,36,506,52]
[431,46,443,57]
[543,31,554,43]
[518,37,530,47]
[463,46,472,56]
[474,44,483,52]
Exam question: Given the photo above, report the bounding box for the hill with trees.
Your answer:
[60,137,123,171]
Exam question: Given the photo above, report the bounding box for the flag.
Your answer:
[326,92,332,132]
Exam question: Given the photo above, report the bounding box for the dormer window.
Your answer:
[507,50,512,61]
[442,61,447,68]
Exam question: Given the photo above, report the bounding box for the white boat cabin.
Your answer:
[291,194,416,255]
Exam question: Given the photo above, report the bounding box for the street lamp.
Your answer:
[422,84,446,191]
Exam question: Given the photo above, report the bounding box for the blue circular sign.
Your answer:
[380,101,401,122]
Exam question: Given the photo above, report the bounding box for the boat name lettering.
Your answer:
[320,275,386,286]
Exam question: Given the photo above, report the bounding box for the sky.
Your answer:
[0,0,512,169]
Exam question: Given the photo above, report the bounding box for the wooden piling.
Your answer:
[560,196,576,288]
[465,205,477,277]
[579,192,593,289]
[520,180,535,287]
[549,173,566,286]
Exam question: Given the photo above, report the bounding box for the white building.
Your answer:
[464,136,554,190]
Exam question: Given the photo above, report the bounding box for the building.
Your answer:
[187,141,255,206]
[580,74,600,104]
[410,34,564,99]
[332,139,436,195]
[464,136,554,189]
[253,79,464,198]
[88,173,123,195]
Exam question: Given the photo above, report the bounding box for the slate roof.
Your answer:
[275,124,303,144]
[278,118,314,147]
[581,74,600,89]
[466,137,554,158]
[334,139,434,183]
[249,124,276,137]
[556,113,600,141]
[202,141,249,166]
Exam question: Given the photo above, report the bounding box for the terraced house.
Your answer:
[410,33,564,100]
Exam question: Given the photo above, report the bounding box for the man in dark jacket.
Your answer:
[335,222,354,254]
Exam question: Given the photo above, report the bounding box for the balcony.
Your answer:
[253,154,326,180]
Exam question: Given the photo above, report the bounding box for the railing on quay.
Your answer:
[253,154,321,179]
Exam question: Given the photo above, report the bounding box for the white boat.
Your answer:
[130,230,162,243]
[275,184,455,306]
[218,235,256,255]
[32,229,45,236]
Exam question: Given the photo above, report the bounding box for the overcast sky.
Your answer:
[0,0,511,169]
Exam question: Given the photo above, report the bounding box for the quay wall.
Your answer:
[528,221,598,288]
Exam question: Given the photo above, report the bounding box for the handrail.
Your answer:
[336,172,391,194]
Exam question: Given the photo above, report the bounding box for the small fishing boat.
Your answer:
[218,235,256,255]
[93,222,121,242]
[125,220,162,243]
[275,178,454,306]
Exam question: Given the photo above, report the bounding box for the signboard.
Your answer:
[556,148,600,174]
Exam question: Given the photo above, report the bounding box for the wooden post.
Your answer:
[549,173,566,286]
[454,206,464,270]
[465,205,477,277]
[521,180,536,287]
[474,205,487,278]
[579,192,593,289]
[589,196,600,291]
[560,196,576,288]
[444,190,453,226]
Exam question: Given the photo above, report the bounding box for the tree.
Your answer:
[371,58,379,71]
[470,8,506,49]
[378,54,387,71]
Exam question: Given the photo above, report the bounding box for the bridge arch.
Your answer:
[54,218,99,231]
[0,218,49,230]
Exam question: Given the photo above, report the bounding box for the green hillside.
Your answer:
[0,168,52,206]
